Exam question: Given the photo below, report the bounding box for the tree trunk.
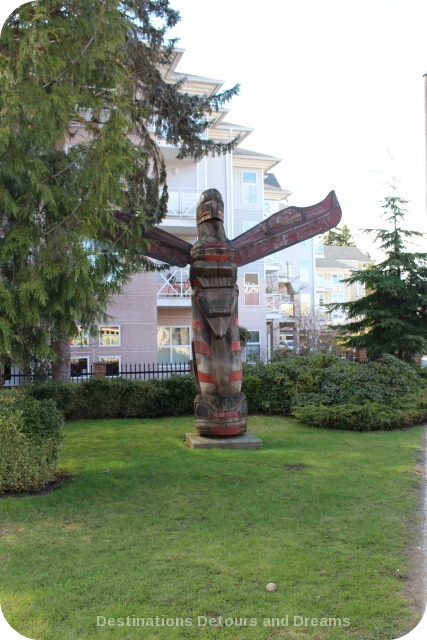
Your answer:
[51,331,71,382]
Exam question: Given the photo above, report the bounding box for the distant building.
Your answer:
[314,243,370,324]
[65,48,319,375]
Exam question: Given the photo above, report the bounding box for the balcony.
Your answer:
[157,268,192,307]
[315,280,333,290]
[167,189,200,219]
[266,294,295,320]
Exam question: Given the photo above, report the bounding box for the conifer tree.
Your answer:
[329,193,427,361]
[0,0,239,379]
[323,223,354,246]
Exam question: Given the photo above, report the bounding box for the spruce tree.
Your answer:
[329,193,427,362]
[0,0,239,379]
[323,223,354,246]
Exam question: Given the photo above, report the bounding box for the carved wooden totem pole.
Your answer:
[133,188,342,438]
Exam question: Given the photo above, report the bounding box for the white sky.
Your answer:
[1,0,426,255]
[167,0,427,255]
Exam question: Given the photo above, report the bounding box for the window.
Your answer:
[279,333,294,349]
[70,327,89,347]
[244,273,260,305]
[246,331,260,361]
[300,259,310,282]
[332,273,344,285]
[264,200,278,216]
[157,326,191,364]
[99,356,121,376]
[265,252,281,266]
[242,171,258,204]
[99,325,120,346]
[301,293,311,311]
[317,294,325,306]
[316,273,325,288]
[70,357,89,377]
[242,220,258,232]
[315,241,324,255]
[332,293,345,302]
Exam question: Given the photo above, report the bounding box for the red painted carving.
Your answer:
[117,187,341,438]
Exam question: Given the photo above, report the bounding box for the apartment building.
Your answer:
[314,243,370,324]
[69,49,315,375]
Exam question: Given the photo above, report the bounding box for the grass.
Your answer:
[0,416,424,640]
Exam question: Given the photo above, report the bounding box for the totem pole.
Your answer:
[190,191,246,437]
[120,188,342,438]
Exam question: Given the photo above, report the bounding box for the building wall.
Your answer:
[70,271,158,368]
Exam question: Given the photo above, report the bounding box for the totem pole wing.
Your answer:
[113,212,192,267]
[232,191,342,267]
[142,226,192,267]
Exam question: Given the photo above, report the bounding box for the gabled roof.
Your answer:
[264,172,291,198]
[316,245,370,269]
[232,148,282,172]
[264,173,282,189]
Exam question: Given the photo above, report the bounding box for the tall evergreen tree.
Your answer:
[329,193,427,361]
[323,223,354,246]
[0,0,239,379]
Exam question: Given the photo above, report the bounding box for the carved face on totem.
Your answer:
[196,188,225,226]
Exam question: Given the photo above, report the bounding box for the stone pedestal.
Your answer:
[186,433,262,450]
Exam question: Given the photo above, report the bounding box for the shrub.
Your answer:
[25,375,196,421]
[292,385,427,431]
[0,393,63,493]
[242,354,420,413]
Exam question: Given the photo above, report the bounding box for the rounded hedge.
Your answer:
[0,392,63,493]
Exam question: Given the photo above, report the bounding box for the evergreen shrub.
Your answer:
[0,393,63,492]
[25,375,196,421]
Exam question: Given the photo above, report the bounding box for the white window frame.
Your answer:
[70,326,89,348]
[332,273,344,285]
[99,324,121,347]
[70,355,90,377]
[245,330,261,361]
[244,272,260,307]
[300,259,310,283]
[332,293,345,303]
[242,171,258,205]
[99,355,122,377]
[263,200,278,216]
[157,326,192,365]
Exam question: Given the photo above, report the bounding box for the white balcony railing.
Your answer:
[157,269,191,298]
[266,293,281,313]
[167,189,200,219]
[266,294,294,317]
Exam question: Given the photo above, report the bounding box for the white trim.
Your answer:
[70,355,90,376]
[157,325,192,364]
[98,324,121,347]
[241,170,259,205]
[99,355,122,377]
[70,326,90,348]
[245,329,261,361]
[243,272,260,307]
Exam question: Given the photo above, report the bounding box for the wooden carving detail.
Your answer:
[191,190,247,437]
[126,188,342,437]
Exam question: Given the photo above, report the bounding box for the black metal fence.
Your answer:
[1,362,192,387]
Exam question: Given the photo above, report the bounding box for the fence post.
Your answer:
[93,362,107,378]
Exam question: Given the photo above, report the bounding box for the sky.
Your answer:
[166,0,427,255]
[1,0,426,256]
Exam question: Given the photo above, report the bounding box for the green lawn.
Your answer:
[0,416,424,640]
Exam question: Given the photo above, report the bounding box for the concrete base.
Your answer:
[186,432,262,450]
